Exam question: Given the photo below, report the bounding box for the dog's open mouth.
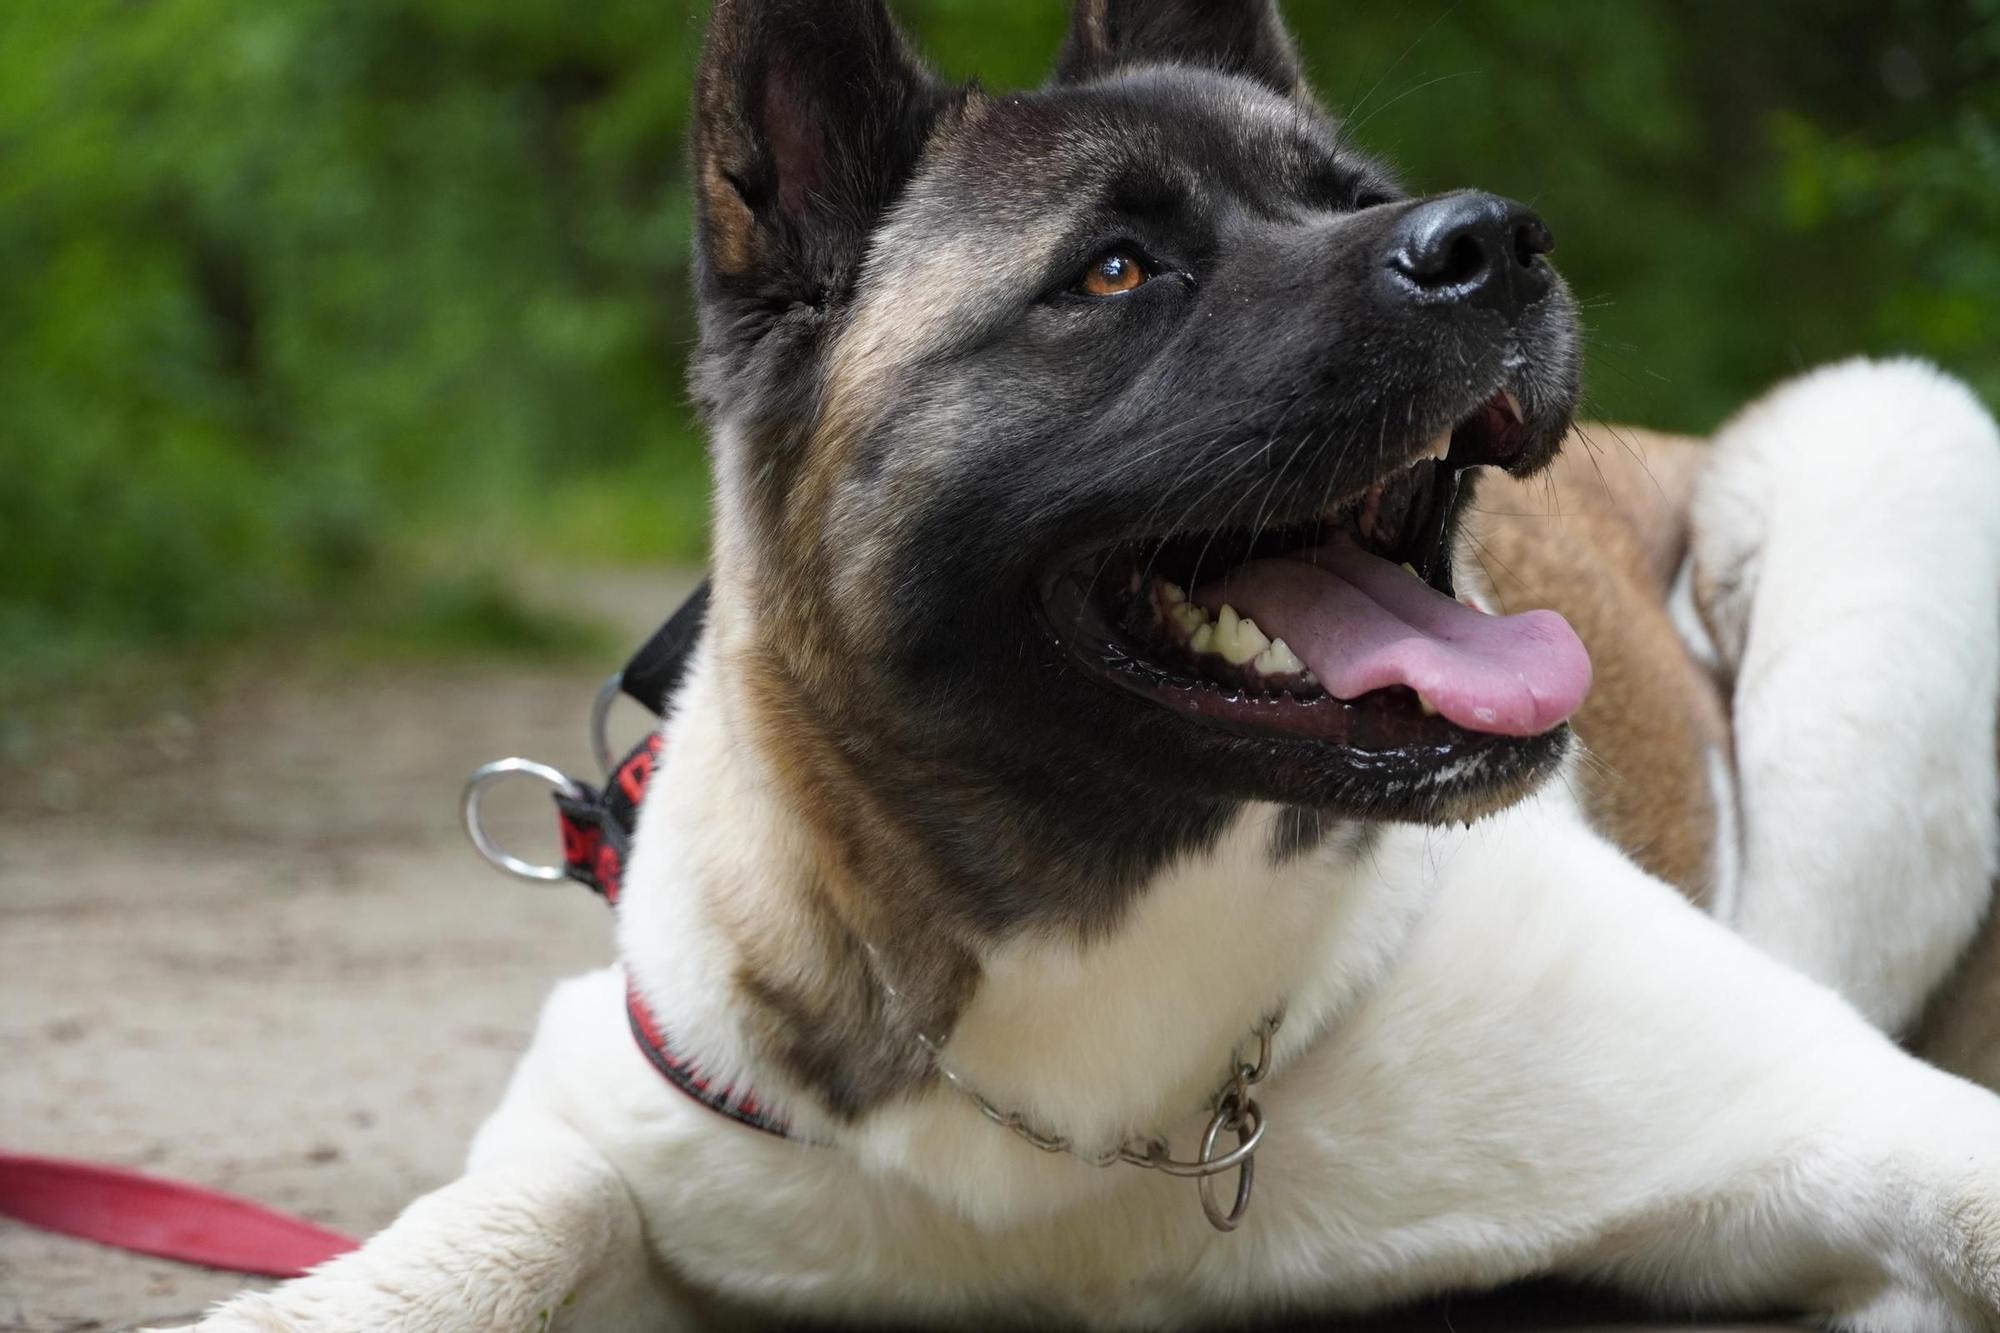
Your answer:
[1044,391,1592,750]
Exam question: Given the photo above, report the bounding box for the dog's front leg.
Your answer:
[1561,1068,2000,1332]
[1325,797,2000,1331]
[1571,1074,2000,1332]
[146,1137,684,1333]
[1524,822,2000,1330]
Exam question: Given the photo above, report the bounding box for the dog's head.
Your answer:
[689,0,1586,931]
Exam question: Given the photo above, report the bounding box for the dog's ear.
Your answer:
[1052,0,1306,99]
[693,0,945,309]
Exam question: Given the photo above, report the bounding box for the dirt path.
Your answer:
[0,571,694,1332]
[1,566,1792,1332]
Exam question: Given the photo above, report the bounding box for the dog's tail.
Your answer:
[1677,357,2000,1036]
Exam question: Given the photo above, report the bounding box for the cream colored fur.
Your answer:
[158,361,2000,1332]
[1686,359,2000,1033]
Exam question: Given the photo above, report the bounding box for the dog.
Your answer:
[163,1,2000,1328]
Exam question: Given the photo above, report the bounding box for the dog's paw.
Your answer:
[1938,1195,2000,1332]
[1837,1186,2000,1333]
[1824,1288,2000,1333]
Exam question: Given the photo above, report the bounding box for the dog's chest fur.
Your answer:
[619,637,1441,1173]
[535,741,1715,1328]
[592,615,1561,1321]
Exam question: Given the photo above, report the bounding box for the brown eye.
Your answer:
[1078,250,1148,297]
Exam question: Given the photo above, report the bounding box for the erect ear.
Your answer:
[693,0,946,305]
[1052,0,1307,99]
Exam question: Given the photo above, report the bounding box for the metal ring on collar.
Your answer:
[1140,1097,1267,1179]
[1195,1097,1262,1231]
[462,757,586,883]
[589,671,625,778]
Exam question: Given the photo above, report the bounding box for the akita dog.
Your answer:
[166,1,2000,1328]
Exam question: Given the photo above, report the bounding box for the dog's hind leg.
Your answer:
[1675,358,2000,1033]
[143,1128,684,1333]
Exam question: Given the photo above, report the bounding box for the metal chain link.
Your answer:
[916,1007,1284,1230]
[874,944,1286,1230]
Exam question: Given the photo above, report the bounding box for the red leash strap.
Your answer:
[0,1151,359,1278]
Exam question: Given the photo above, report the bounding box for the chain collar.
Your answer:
[913,1001,1285,1231]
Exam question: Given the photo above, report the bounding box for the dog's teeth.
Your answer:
[1202,604,1269,665]
[1422,431,1452,463]
[1254,638,1304,676]
[1169,602,1208,636]
[1500,391,1523,424]
[1241,617,1271,659]
[1189,623,1216,654]
[1221,615,1269,665]
[1212,605,1240,656]
[1401,562,1419,577]
[1159,581,1187,605]
[1417,692,1439,717]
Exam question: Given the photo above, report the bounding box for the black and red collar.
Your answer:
[542,581,793,1142]
[623,976,790,1138]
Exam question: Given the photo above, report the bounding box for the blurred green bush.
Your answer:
[2,0,1993,678]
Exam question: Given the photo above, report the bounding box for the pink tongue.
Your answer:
[1193,544,1592,737]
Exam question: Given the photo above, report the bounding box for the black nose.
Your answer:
[1385,191,1554,319]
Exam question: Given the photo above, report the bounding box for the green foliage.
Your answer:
[1770,0,2000,404]
[1269,0,2000,427]
[0,0,707,677]
[2,0,1992,677]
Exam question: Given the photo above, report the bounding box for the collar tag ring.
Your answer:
[462,758,585,883]
[1196,1094,1263,1231]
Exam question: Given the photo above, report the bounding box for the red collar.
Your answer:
[554,729,793,1141]
[624,978,792,1139]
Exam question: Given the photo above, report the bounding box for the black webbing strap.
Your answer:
[618,578,711,716]
[556,575,707,902]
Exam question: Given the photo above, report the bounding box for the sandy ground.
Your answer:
[1,569,1793,1333]
[0,570,682,1333]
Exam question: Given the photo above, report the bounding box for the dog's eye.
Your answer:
[1076,251,1148,297]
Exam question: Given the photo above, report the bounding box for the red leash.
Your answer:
[0,1151,358,1278]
